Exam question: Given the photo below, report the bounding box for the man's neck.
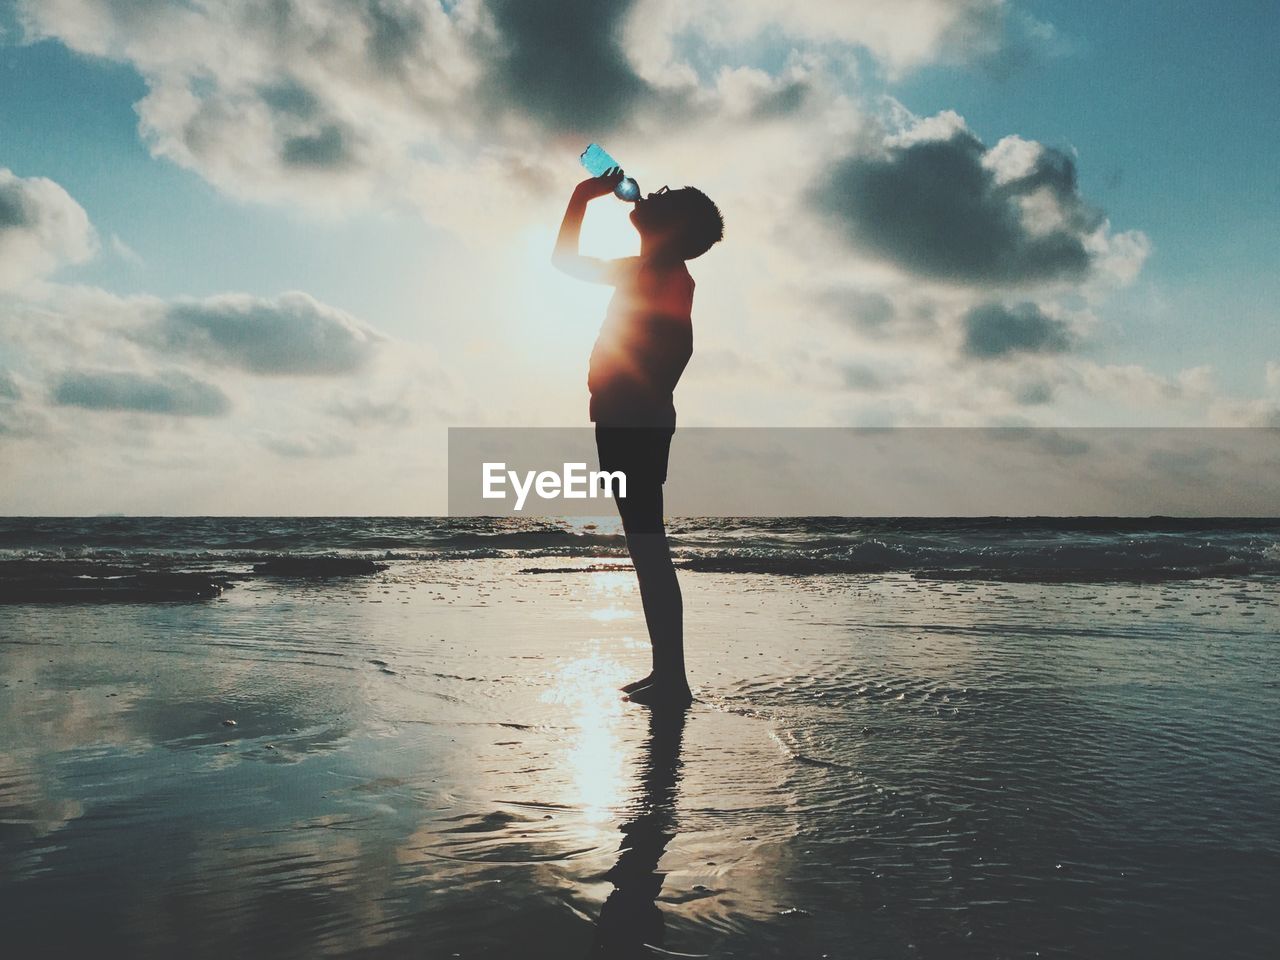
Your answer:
[639,241,681,267]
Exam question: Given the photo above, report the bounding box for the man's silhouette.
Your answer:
[553,168,723,707]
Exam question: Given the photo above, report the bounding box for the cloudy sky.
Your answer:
[0,0,1277,514]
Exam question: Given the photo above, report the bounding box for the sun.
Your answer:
[507,201,639,368]
[578,198,641,261]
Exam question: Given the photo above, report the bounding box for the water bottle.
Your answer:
[579,143,640,202]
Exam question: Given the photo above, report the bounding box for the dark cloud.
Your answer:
[813,125,1103,284]
[1035,430,1090,457]
[842,364,887,391]
[363,0,428,75]
[325,396,412,427]
[1143,444,1234,486]
[745,79,812,120]
[962,302,1073,358]
[1013,380,1054,405]
[232,0,428,76]
[987,428,1091,457]
[258,80,320,119]
[258,77,361,171]
[820,288,896,334]
[480,0,648,135]
[0,182,34,229]
[52,370,230,416]
[19,0,697,202]
[281,124,353,169]
[0,370,19,401]
[261,433,355,458]
[140,292,380,376]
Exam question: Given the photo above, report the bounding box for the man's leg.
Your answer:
[616,482,690,704]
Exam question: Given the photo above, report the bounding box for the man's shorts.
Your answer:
[594,425,676,489]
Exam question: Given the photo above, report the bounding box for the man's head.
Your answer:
[630,186,724,261]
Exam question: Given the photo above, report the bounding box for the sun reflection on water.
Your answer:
[539,570,642,825]
[541,650,629,824]
[587,568,638,599]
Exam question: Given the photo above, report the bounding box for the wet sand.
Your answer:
[2,560,1278,958]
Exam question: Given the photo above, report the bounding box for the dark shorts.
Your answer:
[594,425,675,490]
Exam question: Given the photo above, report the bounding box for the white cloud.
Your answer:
[259,431,357,459]
[138,291,383,376]
[7,1,1272,512]
[1264,361,1280,393]
[887,108,969,148]
[0,167,97,291]
[626,0,1010,77]
[20,0,477,208]
[325,393,414,427]
[0,275,460,510]
[15,0,1018,218]
[108,233,143,266]
[1079,364,1177,404]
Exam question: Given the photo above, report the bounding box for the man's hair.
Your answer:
[666,187,724,260]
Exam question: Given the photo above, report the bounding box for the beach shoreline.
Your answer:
[2,521,1279,957]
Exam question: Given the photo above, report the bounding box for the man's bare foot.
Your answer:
[620,672,655,693]
[625,680,693,708]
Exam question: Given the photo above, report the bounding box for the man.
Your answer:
[552,167,724,707]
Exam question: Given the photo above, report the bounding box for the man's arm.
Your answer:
[552,169,625,285]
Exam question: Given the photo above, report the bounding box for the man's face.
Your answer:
[630,186,673,232]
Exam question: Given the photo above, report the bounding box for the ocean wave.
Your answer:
[678,555,1265,582]
[0,518,1276,583]
[675,536,1280,581]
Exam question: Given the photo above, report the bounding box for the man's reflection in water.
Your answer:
[589,707,689,957]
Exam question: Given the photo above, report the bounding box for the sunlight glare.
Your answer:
[541,649,630,823]
[589,569,637,598]
[589,605,634,622]
[579,200,640,261]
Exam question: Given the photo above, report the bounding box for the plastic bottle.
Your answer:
[579,143,640,202]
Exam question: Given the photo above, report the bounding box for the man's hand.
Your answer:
[574,167,623,200]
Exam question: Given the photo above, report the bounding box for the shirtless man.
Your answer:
[552,168,723,707]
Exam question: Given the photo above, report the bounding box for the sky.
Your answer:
[0,0,1277,515]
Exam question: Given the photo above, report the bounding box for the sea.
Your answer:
[2,515,1279,580]
[1,516,1278,958]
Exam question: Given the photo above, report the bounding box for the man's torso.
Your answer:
[588,258,694,426]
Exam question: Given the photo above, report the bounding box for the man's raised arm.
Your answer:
[552,169,624,285]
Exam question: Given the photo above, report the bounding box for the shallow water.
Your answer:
[2,557,1279,958]
[4,515,1279,580]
